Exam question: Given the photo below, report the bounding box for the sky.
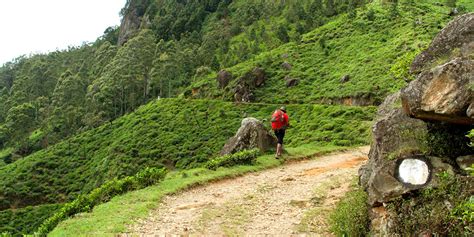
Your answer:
[0,0,126,65]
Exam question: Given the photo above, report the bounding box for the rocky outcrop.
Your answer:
[359,94,433,205]
[117,0,148,45]
[217,70,233,89]
[401,58,474,125]
[284,75,299,87]
[361,14,474,235]
[281,62,292,70]
[234,67,267,102]
[410,13,474,73]
[220,118,277,155]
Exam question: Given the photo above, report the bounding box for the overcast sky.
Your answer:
[0,0,126,65]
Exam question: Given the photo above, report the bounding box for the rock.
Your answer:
[117,0,146,45]
[285,77,299,87]
[220,118,277,155]
[233,67,267,102]
[340,74,350,83]
[401,58,474,125]
[456,155,474,171]
[360,93,430,205]
[252,67,267,87]
[376,92,401,117]
[281,62,292,70]
[217,70,233,89]
[411,13,474,74]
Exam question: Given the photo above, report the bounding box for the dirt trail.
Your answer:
[130,146,370,236]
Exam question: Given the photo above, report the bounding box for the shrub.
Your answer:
[329,185,369,236]
[205,149,260,170]
[35,167,167,235]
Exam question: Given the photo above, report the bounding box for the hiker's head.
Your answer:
[280,106,286,113]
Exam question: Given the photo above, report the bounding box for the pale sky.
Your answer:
[0,0,127,65]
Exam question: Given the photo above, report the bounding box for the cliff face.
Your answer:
[117,0,149,46]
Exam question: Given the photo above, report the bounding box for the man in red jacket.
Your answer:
[271,106,289,158]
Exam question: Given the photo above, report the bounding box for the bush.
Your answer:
[329,185,369,236]
[205,149,260,170]
[35,167,167,235]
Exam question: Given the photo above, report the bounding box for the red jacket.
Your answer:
[271,110,289,130]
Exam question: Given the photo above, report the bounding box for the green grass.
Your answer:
[0,204,63,236]
[190,0,473,104]
[0,99,375,234]
[49,144,348,236]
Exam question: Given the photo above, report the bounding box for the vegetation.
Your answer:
[0,0,363,162]
[0,99,374,234]
[49,145,345,236]
[36,167,166,235]
[205,149,260,170]
[0,0,472,235]
[329,183,369,236]
[388,172,473,235]
[0,204,62,236]
[189,0,471,104]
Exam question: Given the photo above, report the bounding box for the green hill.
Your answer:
[0,0,472,235]
[189,0,468,104]
[0,99,375,235]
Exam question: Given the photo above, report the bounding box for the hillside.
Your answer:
[189,0,466,104]
[0,0,472,235]
[0,99,375,235]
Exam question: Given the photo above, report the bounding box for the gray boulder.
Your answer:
[401,58,474,125]
[233,67,267,102]
[410,13,474,74]
[220,118,277,156]
[359,93,455,206]
[217,70,233,89]
[281,62,292,70]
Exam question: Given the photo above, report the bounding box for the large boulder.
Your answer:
[233,67,267,102]
[217,70,233,89]
[410,13,474,74]
[401,58,474,125]
[220,118,277,156]
[359,93,455,206]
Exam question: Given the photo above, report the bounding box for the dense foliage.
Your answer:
[0,0,363,162]
[329,184,369,236]
[387,173,473,235]
[36,167,167,235]
[0,99,375,213]
[190,0,471,104]
[205,149,260,170]
[0,204,62,236]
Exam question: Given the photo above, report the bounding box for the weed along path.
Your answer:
[130,146,370,236]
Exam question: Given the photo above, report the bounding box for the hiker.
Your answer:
[271,106,289,158]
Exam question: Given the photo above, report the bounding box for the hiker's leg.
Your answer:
[277,143,282,156]
[279,129,286,155]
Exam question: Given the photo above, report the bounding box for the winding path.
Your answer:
[130,146,370,236]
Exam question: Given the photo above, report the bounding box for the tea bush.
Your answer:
[205,149,260,170]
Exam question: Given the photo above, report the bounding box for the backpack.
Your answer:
[271,110,285,130]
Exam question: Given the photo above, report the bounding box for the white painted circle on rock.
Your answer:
[398,159,430,185]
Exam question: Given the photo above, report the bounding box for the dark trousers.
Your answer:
[274,129,286,145]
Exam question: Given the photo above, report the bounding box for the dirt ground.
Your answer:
[130,146,370,236]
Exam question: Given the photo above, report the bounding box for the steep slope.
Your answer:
[189,0,470,104]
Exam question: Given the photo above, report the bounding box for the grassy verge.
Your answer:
[49,144,348,236]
